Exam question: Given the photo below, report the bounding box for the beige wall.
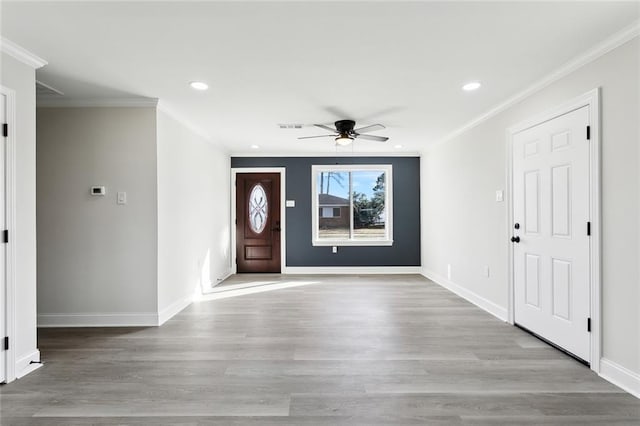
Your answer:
[36,107,159,323]
[1,52,39,377]
[156,110,230,318]
[422,38,639,374]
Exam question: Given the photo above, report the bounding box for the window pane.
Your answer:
[317,171,350,240]
[352,171,386,240]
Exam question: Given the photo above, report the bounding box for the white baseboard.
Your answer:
[210,270,233,289]
[422,268,508,322]
[284,266,422,275]
[38,312,158,327]
[16,349,42,379]
[600,358,640,399]
[158,296,193,325]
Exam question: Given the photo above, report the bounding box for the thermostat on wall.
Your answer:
[90,186,106,196]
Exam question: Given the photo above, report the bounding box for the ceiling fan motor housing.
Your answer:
[335,120,356,135]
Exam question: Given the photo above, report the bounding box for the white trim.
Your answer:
[37,97,159,108]
[422,269,509,322]
[311,164,393,247]
[285,266,421,275]
[432,20,638,149]
[211,270,234,289]
[506,88,601,372]
[0,38,47,69]
[38,312,159,328]
[158,296,193,325]
[231,168,287,274]
[600,358,640,399]
[0,86,17,383]
[16,350,41,379]
[230,152,422,158]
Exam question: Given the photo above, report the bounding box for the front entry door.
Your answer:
[512,105,591,362]
[236,173,281,273]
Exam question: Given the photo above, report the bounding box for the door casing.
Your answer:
[506,88,601,373]
[0,85,17,383]
[231,168,286,274]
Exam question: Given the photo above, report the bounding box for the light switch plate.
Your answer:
[495,190,504,202]
[117,191,127,205]
[286,200,295,207]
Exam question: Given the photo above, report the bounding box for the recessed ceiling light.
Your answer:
[462,81,481,91]
[394,144,403,149]
[189,81,209,91]
[250,144,260,149]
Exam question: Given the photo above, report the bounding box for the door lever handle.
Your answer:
[511,236,520,243]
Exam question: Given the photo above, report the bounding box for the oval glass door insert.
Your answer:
[249,184,268,234]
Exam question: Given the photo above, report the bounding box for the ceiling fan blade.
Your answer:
[314,124,337,132]
[355,134,389,142]
[353,124,386,134]
[298,134,337,140]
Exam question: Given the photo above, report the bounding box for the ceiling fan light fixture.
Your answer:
[335,135,354,146]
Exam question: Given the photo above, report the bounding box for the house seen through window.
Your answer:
[312,165,393,246]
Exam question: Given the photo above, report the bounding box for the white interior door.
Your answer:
[0,92,6,383]
[512,105,591,362]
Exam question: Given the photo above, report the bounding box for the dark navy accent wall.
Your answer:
[231,157,421,267]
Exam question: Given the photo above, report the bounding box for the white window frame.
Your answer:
[312,164,393,246]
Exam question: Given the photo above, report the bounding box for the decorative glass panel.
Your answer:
[249,184,268,234]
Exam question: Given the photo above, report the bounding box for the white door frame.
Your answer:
[506,88,601,372]
[0,85,17,383]
[230,167,287,274]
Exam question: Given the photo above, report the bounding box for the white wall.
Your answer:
[156,110,230,322]
[422,38,639,377]
[1,52,40,378]
[36,107,159,325]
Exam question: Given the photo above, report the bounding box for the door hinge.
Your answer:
[3,336,8,350]
[587,317,591,333]
[587,221,591,236]
[2,123,7,137]
[586,125,591,140]
[2,230,8,243]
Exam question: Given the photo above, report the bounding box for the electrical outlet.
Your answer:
[332,246,338,254]
[447,264,452,280]
[484,266,490,278]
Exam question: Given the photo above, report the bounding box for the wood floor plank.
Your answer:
[1,274,638,425]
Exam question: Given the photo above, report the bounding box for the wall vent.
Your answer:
[36,80,64,97]
[277,123,304,129]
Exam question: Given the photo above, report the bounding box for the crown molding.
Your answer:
[1,37,48,69]
[37,97,159,108]
[430,20,639,150]
[229,151,422,158]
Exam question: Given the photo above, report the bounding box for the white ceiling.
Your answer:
[2,1,638,155]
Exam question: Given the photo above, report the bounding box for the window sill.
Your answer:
[312,239,394,247]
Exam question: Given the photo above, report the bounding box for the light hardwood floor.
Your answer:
[2,274,639,425]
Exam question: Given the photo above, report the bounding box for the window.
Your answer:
[312,164,393,246]
[319,207,341,218]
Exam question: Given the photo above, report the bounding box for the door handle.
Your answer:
[511,236,520,243]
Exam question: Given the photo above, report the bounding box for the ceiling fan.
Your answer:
[298,120,389,145]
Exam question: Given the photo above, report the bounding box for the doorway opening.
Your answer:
[507,88,601,372]
[231,168,286,274]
